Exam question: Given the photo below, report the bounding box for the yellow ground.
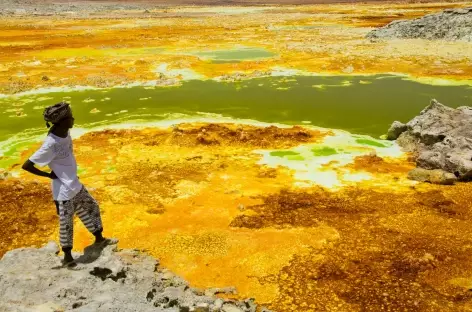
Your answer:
[1,1,472,96]
[2,2,472,311]
[2,124,472,311]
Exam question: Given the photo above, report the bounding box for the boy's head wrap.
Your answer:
[43,102,72,128]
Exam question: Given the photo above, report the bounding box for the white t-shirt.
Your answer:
[30,132,83,201]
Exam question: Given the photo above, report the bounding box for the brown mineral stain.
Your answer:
[346,154,414,174]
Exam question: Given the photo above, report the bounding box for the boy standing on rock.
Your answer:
[22,102,117,265]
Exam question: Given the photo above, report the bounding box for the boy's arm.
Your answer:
[24,139,58,179]
[22,160,57,179]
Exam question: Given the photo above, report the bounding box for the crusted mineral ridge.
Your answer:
[387,99,472,183]
[367,7,472,42]
[0,241,268,312]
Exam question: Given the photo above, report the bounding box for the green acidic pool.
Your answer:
[355,138,388,148]
[193,47,276,61]
[0,74,470,156]
[311,147,338,156]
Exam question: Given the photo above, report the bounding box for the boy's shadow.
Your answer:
[52,243,106,269]
[74,243,106,264]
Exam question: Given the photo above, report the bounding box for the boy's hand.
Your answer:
[22,160,56,179]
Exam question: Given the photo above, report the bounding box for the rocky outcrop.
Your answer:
[387,99,472,183]
[386,121,408,141]
[407,168,457,185]
[367,7,472,42]
[0,242,271,312]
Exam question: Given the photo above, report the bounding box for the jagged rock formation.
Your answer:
[387,99,472,184]
[367,7,472,42]
[0,242,271,312]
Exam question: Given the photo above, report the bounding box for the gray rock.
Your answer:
[194,302,210,312]
[214,299,224,310]
[407,168,457,185]
[243,298,257,312]
[389,99,472,181]
[39,240,60,254]
[0,242,265,312]
[386,121,407,140]
[222,304,245,312]
[204,286,237,296]
[396,131,421,154]
[367,7,472,42]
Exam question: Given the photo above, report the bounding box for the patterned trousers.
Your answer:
[54,187,103,248]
